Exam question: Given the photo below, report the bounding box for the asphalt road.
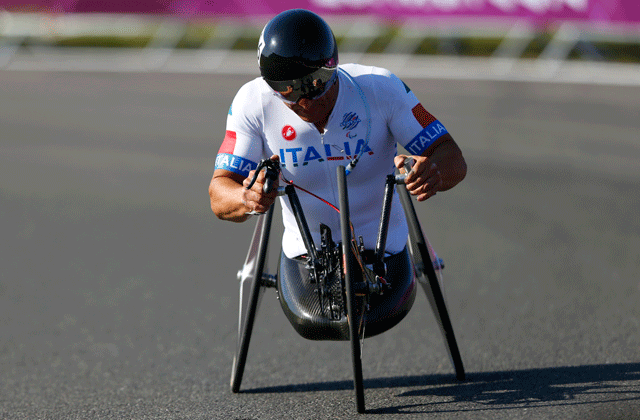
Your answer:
[1,67,639,419]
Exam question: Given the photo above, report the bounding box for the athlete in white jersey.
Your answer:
[209,9,466,338]
[217,63,451,258]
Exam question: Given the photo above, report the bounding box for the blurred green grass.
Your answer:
[7,21,640,63]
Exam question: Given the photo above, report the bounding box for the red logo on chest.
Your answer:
[282,125,297,141]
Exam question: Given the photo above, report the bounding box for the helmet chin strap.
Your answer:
[340,68,371,176]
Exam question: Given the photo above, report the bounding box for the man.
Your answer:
[209,9,466,339]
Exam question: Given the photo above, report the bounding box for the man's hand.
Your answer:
[241,155,280,213]
[394,154,442,202]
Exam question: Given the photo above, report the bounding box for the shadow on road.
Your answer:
[243,363,640,415]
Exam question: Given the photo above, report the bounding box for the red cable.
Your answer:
[280,174,341,213]
[280,173,358,252]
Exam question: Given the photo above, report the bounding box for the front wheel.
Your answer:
[337,165,366,414]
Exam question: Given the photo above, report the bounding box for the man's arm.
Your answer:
[209,155,280,222]
[394,133,466,202]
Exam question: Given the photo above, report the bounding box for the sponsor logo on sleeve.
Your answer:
[405,121,449,156]
[215,153,257,177]
[215,130,257,176]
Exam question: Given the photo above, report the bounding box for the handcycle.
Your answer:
[229,158,465,414]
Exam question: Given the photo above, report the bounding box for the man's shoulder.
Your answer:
[340,63,394,80]
[339,63,406,100]
[235,76,269,101]
[230,77,273,118]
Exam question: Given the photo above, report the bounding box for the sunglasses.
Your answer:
[266,68,337,105]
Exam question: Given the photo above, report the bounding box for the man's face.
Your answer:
[283,81,339,125]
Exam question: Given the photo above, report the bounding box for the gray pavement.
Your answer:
[4,48,640,87]
[1,68,639,419]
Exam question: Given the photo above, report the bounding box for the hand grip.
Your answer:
[263,166,278,194]
[395,156,416,184]
[245,158,280,193]
[263,177,274,194]
[403,156,415,175]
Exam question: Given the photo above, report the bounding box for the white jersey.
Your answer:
[215,64,449,258]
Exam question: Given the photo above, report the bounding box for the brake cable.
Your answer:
[279,172,341,213]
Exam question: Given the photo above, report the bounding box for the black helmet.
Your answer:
[258,9,338,102]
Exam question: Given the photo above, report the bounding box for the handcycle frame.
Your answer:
[230,161,465,414]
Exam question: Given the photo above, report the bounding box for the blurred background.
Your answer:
[1,0,639,78]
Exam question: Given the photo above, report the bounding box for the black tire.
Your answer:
[397,185,465,381]
[230,205,275,393]
[337,166,366,414]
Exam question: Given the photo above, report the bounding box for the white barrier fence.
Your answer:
[1,12,639,83]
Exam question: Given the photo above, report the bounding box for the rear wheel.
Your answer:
[397,184,465,381]
[230,205,275,392]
